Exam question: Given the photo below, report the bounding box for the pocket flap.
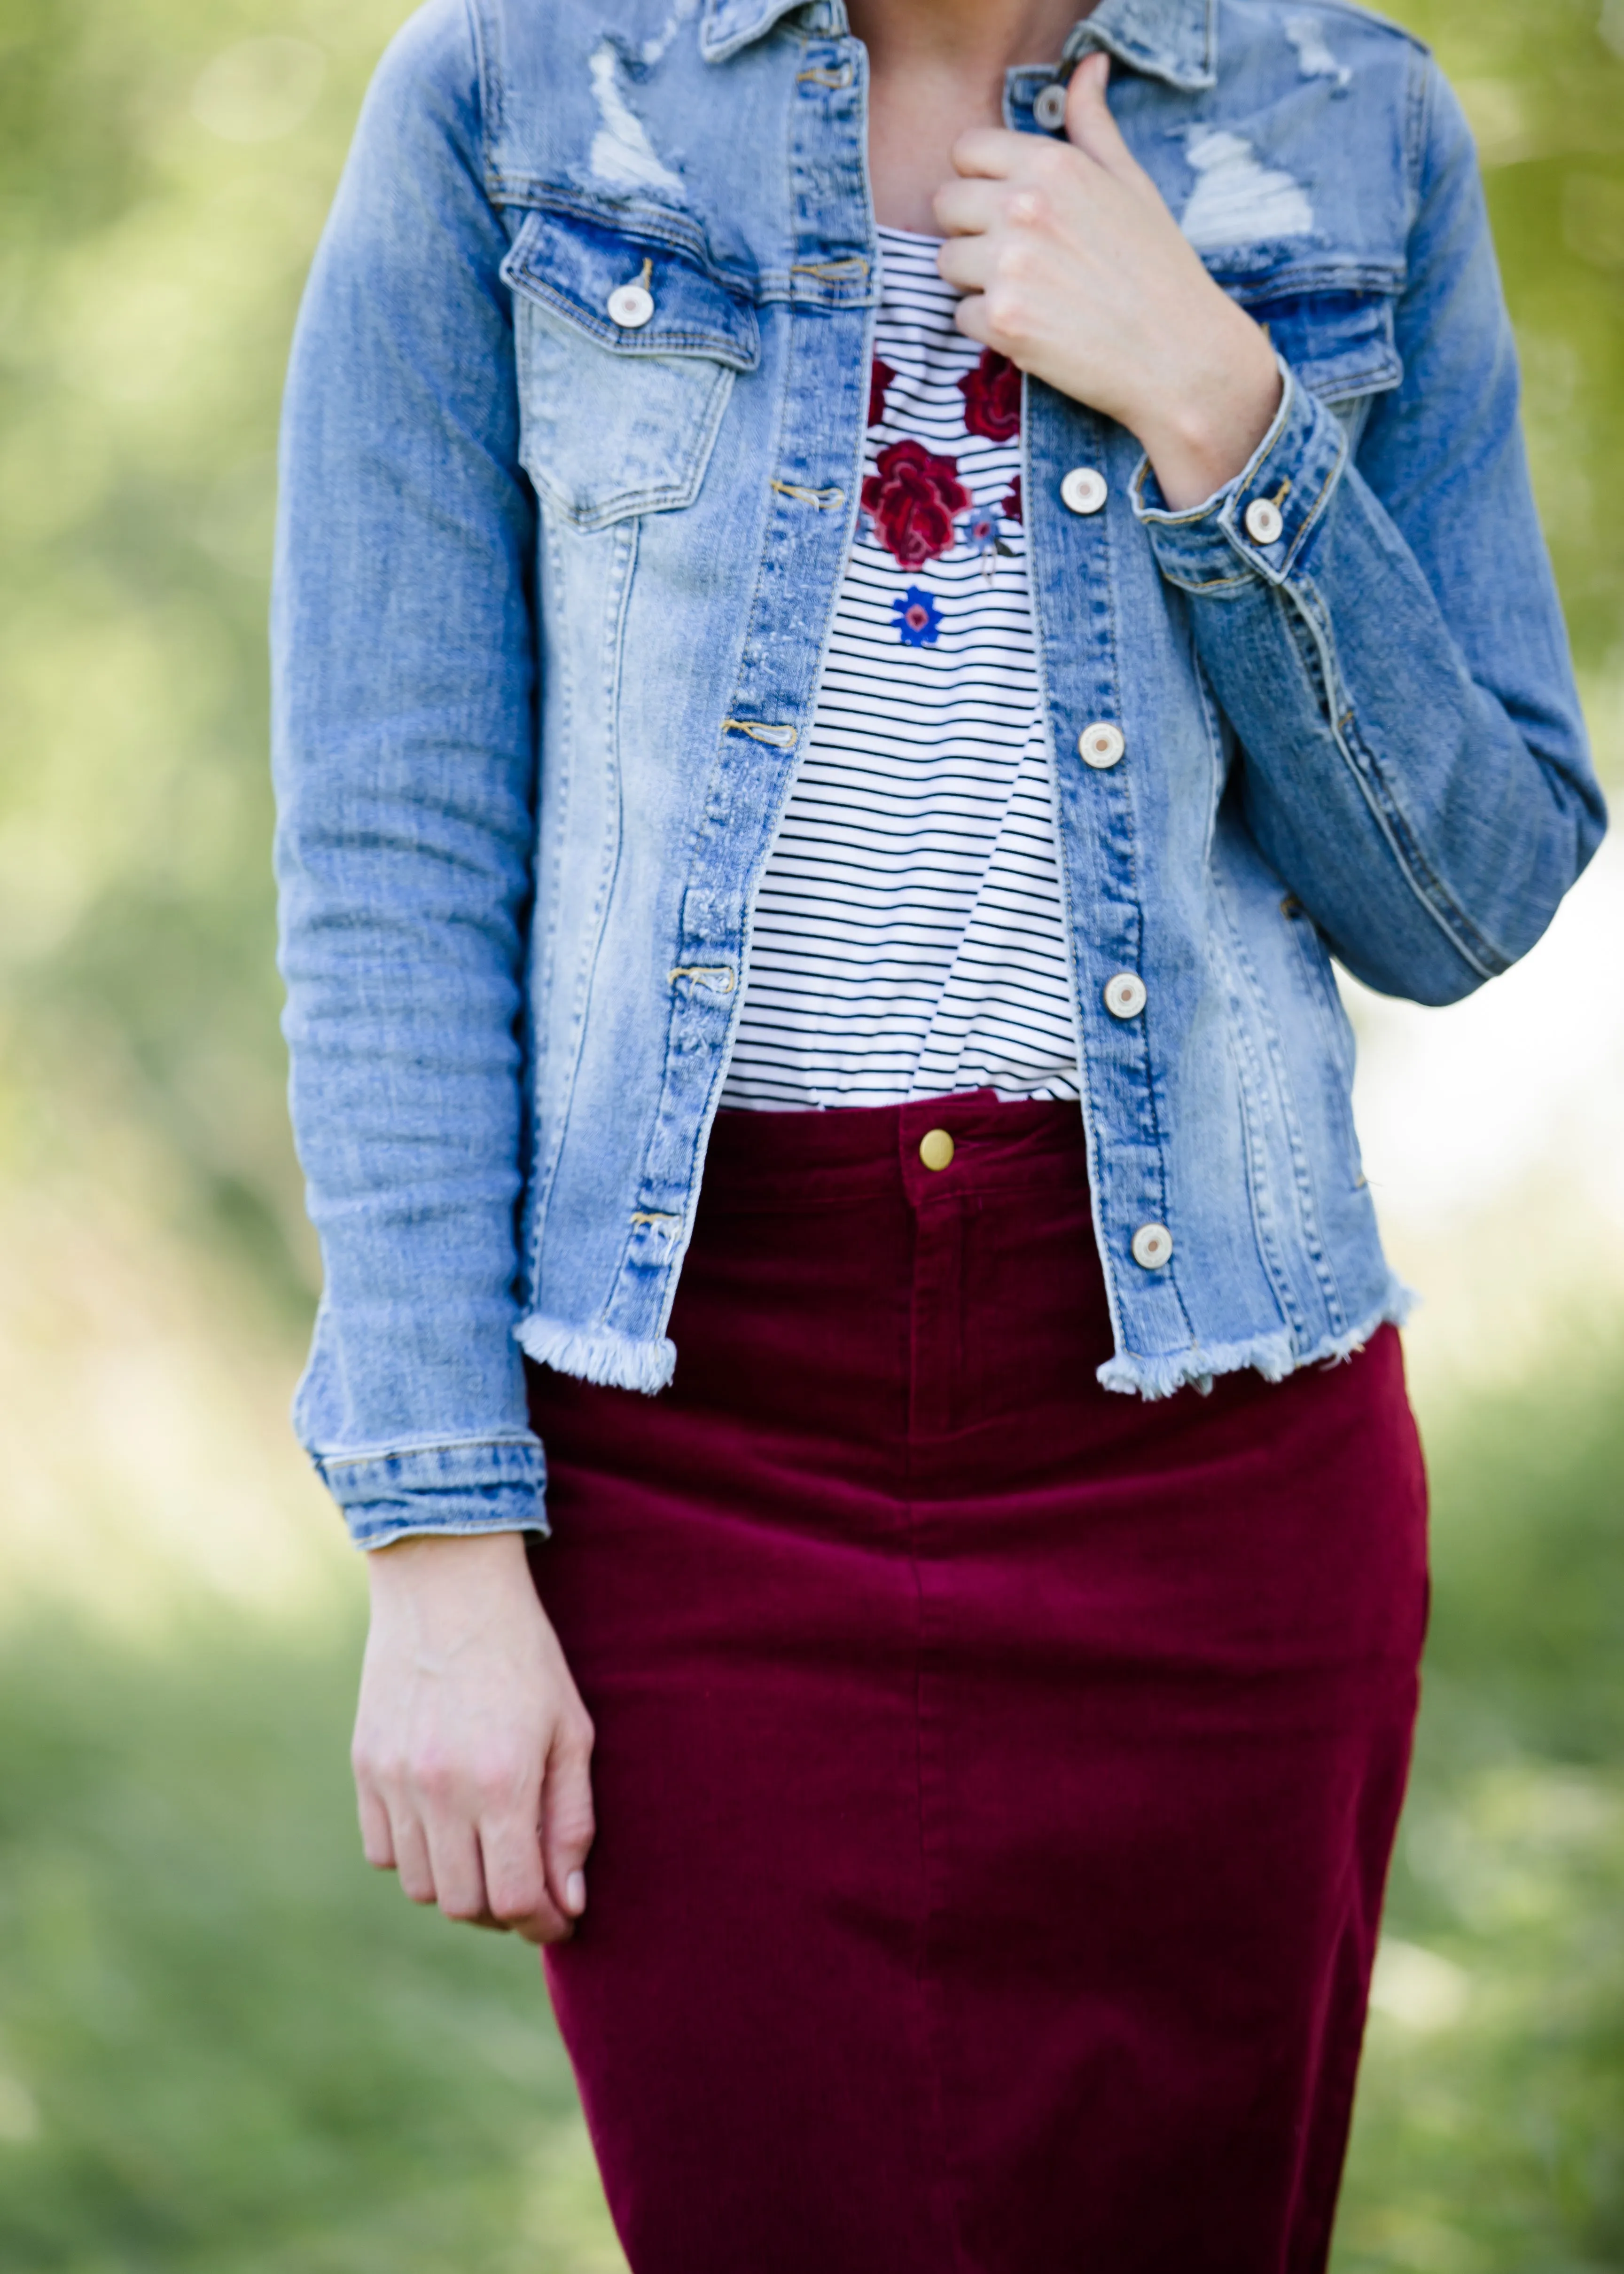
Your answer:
[1251,289,1401,404]
[501,200,760,372]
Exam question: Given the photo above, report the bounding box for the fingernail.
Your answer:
[566,1870,586,1914]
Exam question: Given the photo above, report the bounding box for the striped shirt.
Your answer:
[721,228,1081,1112]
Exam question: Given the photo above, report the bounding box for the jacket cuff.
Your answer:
[312,1436,547,1551]
[1130,359,1348,593]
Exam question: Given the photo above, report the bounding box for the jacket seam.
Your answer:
[1212,907,1307,1345]
[317,1434,540,1470]
[525,517,638,1292]
[1339,702,1510,977]
[1101,469,1196,1352]
[624,204,812,1337]
[1218,877,1348,1334]
[1284,580,1507,981]
[468,0,503,192]
[1402,44,1432,233]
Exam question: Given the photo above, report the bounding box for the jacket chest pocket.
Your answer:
[501,201,760,532]
[1215,259,1404,413]
[1256,289,1401,407]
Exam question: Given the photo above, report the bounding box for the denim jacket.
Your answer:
[272,0,1604,1546]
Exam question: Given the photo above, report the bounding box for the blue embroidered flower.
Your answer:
[965,503,1017,580]
[892,586,942,646]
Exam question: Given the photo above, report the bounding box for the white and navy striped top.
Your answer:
[721,229,1082,1111]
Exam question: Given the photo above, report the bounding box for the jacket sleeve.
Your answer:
[271,0,545,1548]
[1131,59,1606,1005]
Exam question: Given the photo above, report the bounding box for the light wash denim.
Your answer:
[272,0,1604,1546]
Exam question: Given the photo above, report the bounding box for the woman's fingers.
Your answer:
[542,1710,597,1930]
[352,1533,599,1945]
[389,1809,439,1906]
[355,1779,397,1871]
[935,230,995,293]
[1064,52,1156,199]
[421,1811,491,1925]
[949,124,1029,182]
[931,173,1004,238]
[1062,51,1120,163]
[479,1806,571,1944]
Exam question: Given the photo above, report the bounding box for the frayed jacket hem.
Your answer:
[517,1314,678,1394]
[1095,1278,1418,1401]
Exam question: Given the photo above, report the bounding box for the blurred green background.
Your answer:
[1,0,1622,2266]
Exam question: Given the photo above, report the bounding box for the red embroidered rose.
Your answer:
[959,348,1021,442]
[861,439,970,569]
[868,355,897,429]
[1001,475,1023,525]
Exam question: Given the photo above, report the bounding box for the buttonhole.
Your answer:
[771,480,845,509]
[791,257,869,282]
[723,717,798,750]
[669,964,737,995]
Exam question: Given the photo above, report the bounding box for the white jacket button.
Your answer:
[1103,972,1147,1019]
[607,282,655,329]
[1244,497,1284,545]
[1131,1222,1173,1270]
[1078,721,1124,769]
[1033,79,1070,130]
[1060,466,1108,515]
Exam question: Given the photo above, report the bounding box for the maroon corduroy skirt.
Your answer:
[526,1092,1427,2274]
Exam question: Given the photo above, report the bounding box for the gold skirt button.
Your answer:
[919,1128,955,1172]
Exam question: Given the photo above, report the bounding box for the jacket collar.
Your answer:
[699,0,1216,88]
[1066,0,1216,89]
[699,0,829,64]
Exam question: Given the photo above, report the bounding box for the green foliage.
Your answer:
[1393,0,1624,665]
[0,0,408,1312]
[0,1613,627,2273]
[1334,1347,1624,2270]
[1,0,1621,2265]
[0,0,1620,1309]
[0,1349,1620,2270]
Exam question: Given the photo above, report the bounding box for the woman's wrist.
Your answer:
[1134,316,1283,513]
[365,1527,535,1607]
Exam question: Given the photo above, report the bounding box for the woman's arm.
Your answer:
[273,0,543,1546]
[272,4,591,1933]
[936,54,1604,1005]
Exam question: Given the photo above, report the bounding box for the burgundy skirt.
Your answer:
[526,1093,1427,2274]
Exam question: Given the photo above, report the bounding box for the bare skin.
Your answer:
[354,1533,593,1945]
[853,0,1282,506]
[351,0,1280,1948]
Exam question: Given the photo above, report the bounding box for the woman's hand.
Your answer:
[351,1531,594,1946]
[933,51,1281,510]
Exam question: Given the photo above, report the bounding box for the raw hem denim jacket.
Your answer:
[272,0,1604,1547]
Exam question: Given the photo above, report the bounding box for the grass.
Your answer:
[0,1342,1621,2272]
[1334,1344,1624,2272]
[0,1611,626,2274]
